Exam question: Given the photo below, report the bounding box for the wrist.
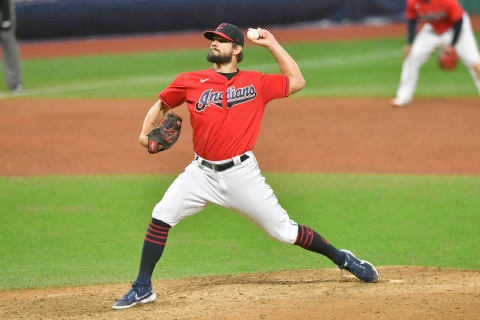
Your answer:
[139,135,148,147]
[444,45,455,53]
[263,38,281,51]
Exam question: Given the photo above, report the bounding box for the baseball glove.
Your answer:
[147,112,183,153]
[438,47,458,71]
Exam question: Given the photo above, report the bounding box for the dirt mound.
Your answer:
[1,266,478,319]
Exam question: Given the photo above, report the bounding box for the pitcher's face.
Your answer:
[207,36,235,64]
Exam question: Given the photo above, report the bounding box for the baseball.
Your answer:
[247,28,259,40]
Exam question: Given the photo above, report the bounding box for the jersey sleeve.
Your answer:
[445,0,463,22]
[260,73,290,104]
[405,0,417,20]
[157,74,187,109]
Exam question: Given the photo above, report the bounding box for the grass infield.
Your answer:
[1,34,479,291]
[1,173,479,290]
[1,34,479,98]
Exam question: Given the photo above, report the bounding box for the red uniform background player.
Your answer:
[392,0,480,107]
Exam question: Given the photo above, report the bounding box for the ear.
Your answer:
[233,45,243,56]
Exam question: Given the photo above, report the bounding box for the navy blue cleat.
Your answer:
[112,281,156,309]
[339,249,378,283]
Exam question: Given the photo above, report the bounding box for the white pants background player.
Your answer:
[394,13,480,106]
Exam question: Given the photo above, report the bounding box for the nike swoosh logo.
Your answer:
[200,78,209,83]
[135,292,149,301]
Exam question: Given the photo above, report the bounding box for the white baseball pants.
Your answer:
[395,13,480,105]
[152,151,299,244]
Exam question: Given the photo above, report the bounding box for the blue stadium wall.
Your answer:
[16,0,406,40]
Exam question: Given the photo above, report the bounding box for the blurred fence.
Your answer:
[14,0,405,40]
[460,0,480,13]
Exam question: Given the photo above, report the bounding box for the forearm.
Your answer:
[451,18,463,46]
[139,100,168,147]
[267,42,305,94]
[407,19,417,44]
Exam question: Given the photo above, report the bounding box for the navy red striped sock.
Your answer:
[145,219,170,245]
[135,218,171,286]
[294,225,345,266]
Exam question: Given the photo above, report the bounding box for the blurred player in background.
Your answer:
[0,0,22,93]
[392,0,480,107]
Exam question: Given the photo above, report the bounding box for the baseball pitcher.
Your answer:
[113,23,378,310]
[392,0,480,107]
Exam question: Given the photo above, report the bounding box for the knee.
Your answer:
[268,231,292,244]
[405,51,426,66]
[473,62,480,77]
[152,202,175,226]
[266,220,298,245]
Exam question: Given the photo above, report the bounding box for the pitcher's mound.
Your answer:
[1,266,479,319]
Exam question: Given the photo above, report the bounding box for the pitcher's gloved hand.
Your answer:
[147,112,183,153]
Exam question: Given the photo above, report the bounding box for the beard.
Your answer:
[206,49,233,64]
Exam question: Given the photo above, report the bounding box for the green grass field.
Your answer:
[1,35,479,98]
[1,34,479,290]
[1,174,479,290]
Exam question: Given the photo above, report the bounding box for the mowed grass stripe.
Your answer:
[1,173,479,289]
[0,50,399,98]
[0,34,478,98]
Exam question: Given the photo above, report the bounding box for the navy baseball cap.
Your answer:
[204,23,244,47]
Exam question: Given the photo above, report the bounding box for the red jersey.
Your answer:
[406,0,464,34]
[158,68,289,161]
